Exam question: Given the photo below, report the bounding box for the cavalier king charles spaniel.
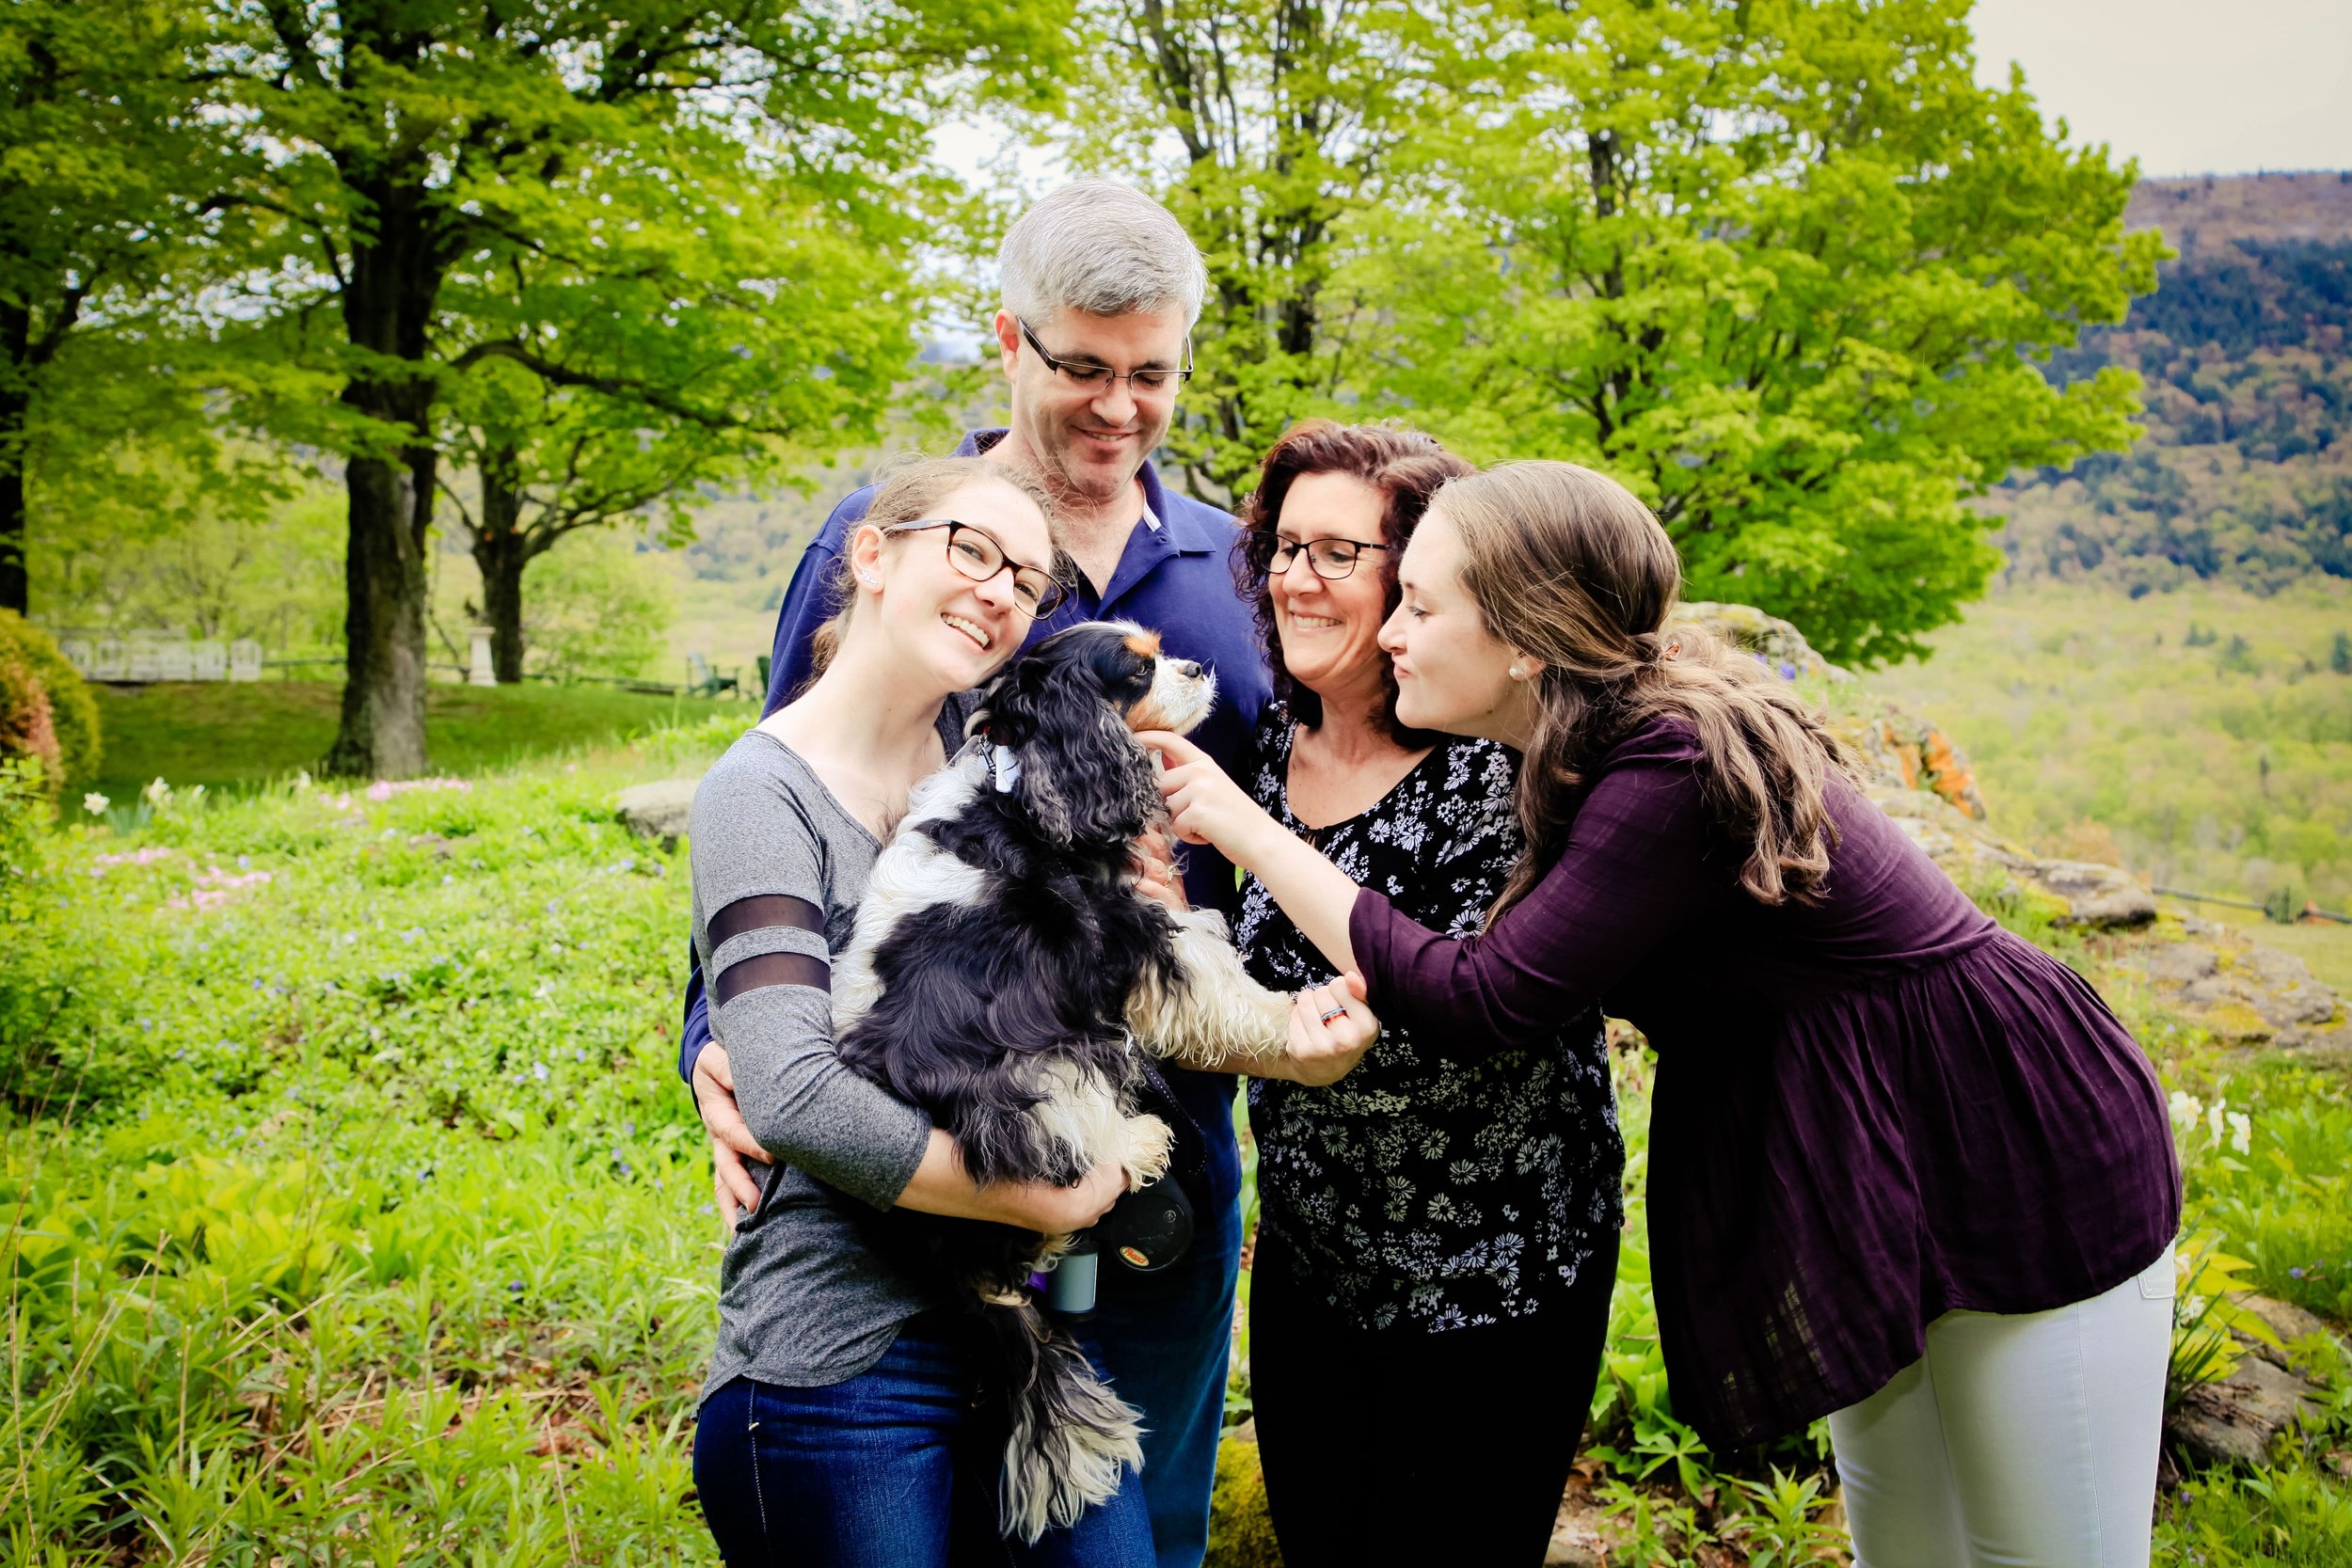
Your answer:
[829,620,1292,1540]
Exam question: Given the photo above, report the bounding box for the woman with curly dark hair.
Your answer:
[1213,423,1625,1566]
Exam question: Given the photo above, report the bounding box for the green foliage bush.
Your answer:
[523,531,679,683]
[0,734,725,1560]
[0,608,102,795]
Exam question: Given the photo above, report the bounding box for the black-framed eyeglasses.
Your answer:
[1266,534,1391,581]
[881,520,1070,619]
[1016,316,1193,396]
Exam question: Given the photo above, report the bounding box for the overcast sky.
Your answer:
[934,1,2351,187]
[1969,0,2352,176]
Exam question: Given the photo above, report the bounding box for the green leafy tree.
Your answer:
[519,528,676,683]
[432,132,930,683]
[1073,0,1427,501]
[31,439,337,653]
[0,0,237,617]
[1345,0,2162,664]
[205,0,1069,777]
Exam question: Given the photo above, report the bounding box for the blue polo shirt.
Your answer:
[680,428,1271,1212]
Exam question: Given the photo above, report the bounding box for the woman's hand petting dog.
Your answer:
[1139,730,1282,865]
[1127,826,1188,912]
[693,1040,771,1233]
[1282,974,1380,1087]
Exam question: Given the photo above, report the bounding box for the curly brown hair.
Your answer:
[1230,420,1474,745]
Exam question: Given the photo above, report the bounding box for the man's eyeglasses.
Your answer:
[1017,317,1193,396]
[1265,534,1391,581]
[881,520,1070,619]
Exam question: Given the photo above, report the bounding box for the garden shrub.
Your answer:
[0,608,103,797]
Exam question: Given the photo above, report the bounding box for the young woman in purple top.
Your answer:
[1149,460,2184,1568]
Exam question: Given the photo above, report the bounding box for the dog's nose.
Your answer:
[1174,659,1201,678]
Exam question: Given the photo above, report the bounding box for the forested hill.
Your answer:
[1994,171,2352,594]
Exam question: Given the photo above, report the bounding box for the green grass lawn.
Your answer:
[85,680,749,798]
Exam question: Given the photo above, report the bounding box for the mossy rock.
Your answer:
[2197,1000,2278,1044]
[1205,1433,1283,1568]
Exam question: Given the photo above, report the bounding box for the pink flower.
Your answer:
[90,847,178,873]
[364,777,472,802]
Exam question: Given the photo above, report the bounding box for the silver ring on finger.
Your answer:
[1317,1006,1347,1023]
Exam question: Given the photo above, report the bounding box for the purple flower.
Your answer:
[2291,1266,2305,1278]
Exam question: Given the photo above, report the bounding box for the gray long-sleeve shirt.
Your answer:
[690,728,938,1396]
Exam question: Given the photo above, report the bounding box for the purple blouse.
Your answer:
[1347,715,2182,1448]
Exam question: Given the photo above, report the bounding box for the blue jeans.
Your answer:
[1088,1193,1243,1568]
[694,1314,1154,1567]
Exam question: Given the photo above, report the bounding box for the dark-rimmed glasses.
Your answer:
[881,520,1070,619]
[1017,317,1193,396]
[1266,534,1391,581]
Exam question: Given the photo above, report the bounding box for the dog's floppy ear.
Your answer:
[986,653,1160,848]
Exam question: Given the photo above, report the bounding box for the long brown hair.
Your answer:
[1432,462,1853,916]
[804,455,1061,686]
[1231,420,1473,745]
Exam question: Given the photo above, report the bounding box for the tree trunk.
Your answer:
[0,301,30,616]
[0,407,25,618]
[321,180,443,779]
[472,444,531,683]
[326,444,434,777]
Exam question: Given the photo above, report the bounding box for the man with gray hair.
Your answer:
[678,181,1268,1567]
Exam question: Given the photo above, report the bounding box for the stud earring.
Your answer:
[861,573,880,587]
[1508,664,1526,680]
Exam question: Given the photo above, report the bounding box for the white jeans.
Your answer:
[1828,1245,2175,1568]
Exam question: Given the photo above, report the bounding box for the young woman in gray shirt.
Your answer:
[687,456,1152,1566]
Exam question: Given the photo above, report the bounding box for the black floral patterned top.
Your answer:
[1236,707,1625,1334]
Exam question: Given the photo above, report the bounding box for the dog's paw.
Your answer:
[1121,1114,1175,1192]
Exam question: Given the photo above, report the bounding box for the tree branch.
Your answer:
[448,341,776,434]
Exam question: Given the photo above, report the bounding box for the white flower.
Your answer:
[2169,1090,2202,1134]
[292,768,311,792]
[2228,1112,2252,1156]
[143,777,172,807]
[186,784,206,805]
[83,793,109,815]
[2208,1101,2226,1144]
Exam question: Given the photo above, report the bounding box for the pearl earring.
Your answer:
[1509,664,1526,680]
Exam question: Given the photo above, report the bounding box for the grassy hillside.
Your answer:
[10,708,2352,1562]
[1873,579,2352,975]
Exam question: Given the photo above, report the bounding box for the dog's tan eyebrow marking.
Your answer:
[710,894,832,1001]
[1122,629,1162,657]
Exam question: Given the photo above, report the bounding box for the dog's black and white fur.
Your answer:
[829,621,1293,1541]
